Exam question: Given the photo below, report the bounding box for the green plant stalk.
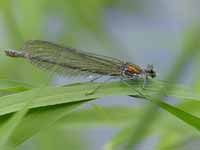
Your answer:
[1,0,23,47]
[116,25,200,150]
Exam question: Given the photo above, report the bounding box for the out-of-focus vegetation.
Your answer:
[0,0,130,86]
[0,0,200,150]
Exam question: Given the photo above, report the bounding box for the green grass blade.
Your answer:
[9,101,86,146]
[0,80,199,116]
[0,105,140,146]
[0,79,33,96]
[58,106,142,127]
[0,80,198,147]
[158,101,200,130]
[118,24,200,150]
[104,100,200,150]
[0,107,28,149]
[0,94,34,149]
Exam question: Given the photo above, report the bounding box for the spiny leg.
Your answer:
[88,75,103,82]
[86,76,118,95]
[119,73,149,98]
[126,74,148,89]
[120,78,147,98]
[142,75,148,89]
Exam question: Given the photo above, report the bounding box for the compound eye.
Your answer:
[151,71,156,78]
[152,73,156,78]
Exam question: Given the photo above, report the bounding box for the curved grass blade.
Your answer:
[0,80,198,147]
[1,85,200,147]
[0,108,28,149]
[9,101,87,146]
[58,106,142,127]
[0,79,33,96]
[3,106,142,146]
[104,100,200,150]
[0,80,199,116]
[127,27,200,150]
[106,24,200,150]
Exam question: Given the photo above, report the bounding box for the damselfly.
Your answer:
[4,40,156,85]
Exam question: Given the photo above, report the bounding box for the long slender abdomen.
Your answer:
[4,50,25,58]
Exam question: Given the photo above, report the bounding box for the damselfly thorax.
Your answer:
[4,40,156,81]
[121,63,156,79]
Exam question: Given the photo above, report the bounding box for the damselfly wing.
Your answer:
[5,40,156,80]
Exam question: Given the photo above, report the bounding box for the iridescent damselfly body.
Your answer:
[4,40,156,85]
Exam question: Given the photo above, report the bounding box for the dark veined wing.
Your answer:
[21,40,124,76]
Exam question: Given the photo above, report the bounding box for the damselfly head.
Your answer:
[144,64,156,78]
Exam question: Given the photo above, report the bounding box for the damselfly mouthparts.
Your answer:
[4,40,156,81]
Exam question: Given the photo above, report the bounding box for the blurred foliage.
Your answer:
[0,80,199,149]
[0,0,133,86]
[0,0,200,150]
[11,124,88,150]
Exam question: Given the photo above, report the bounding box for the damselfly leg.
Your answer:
[89,75,103,82]
[120,78,147,99]
[86,76,118,95]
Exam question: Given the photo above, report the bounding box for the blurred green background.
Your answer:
[0,0,200,150]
